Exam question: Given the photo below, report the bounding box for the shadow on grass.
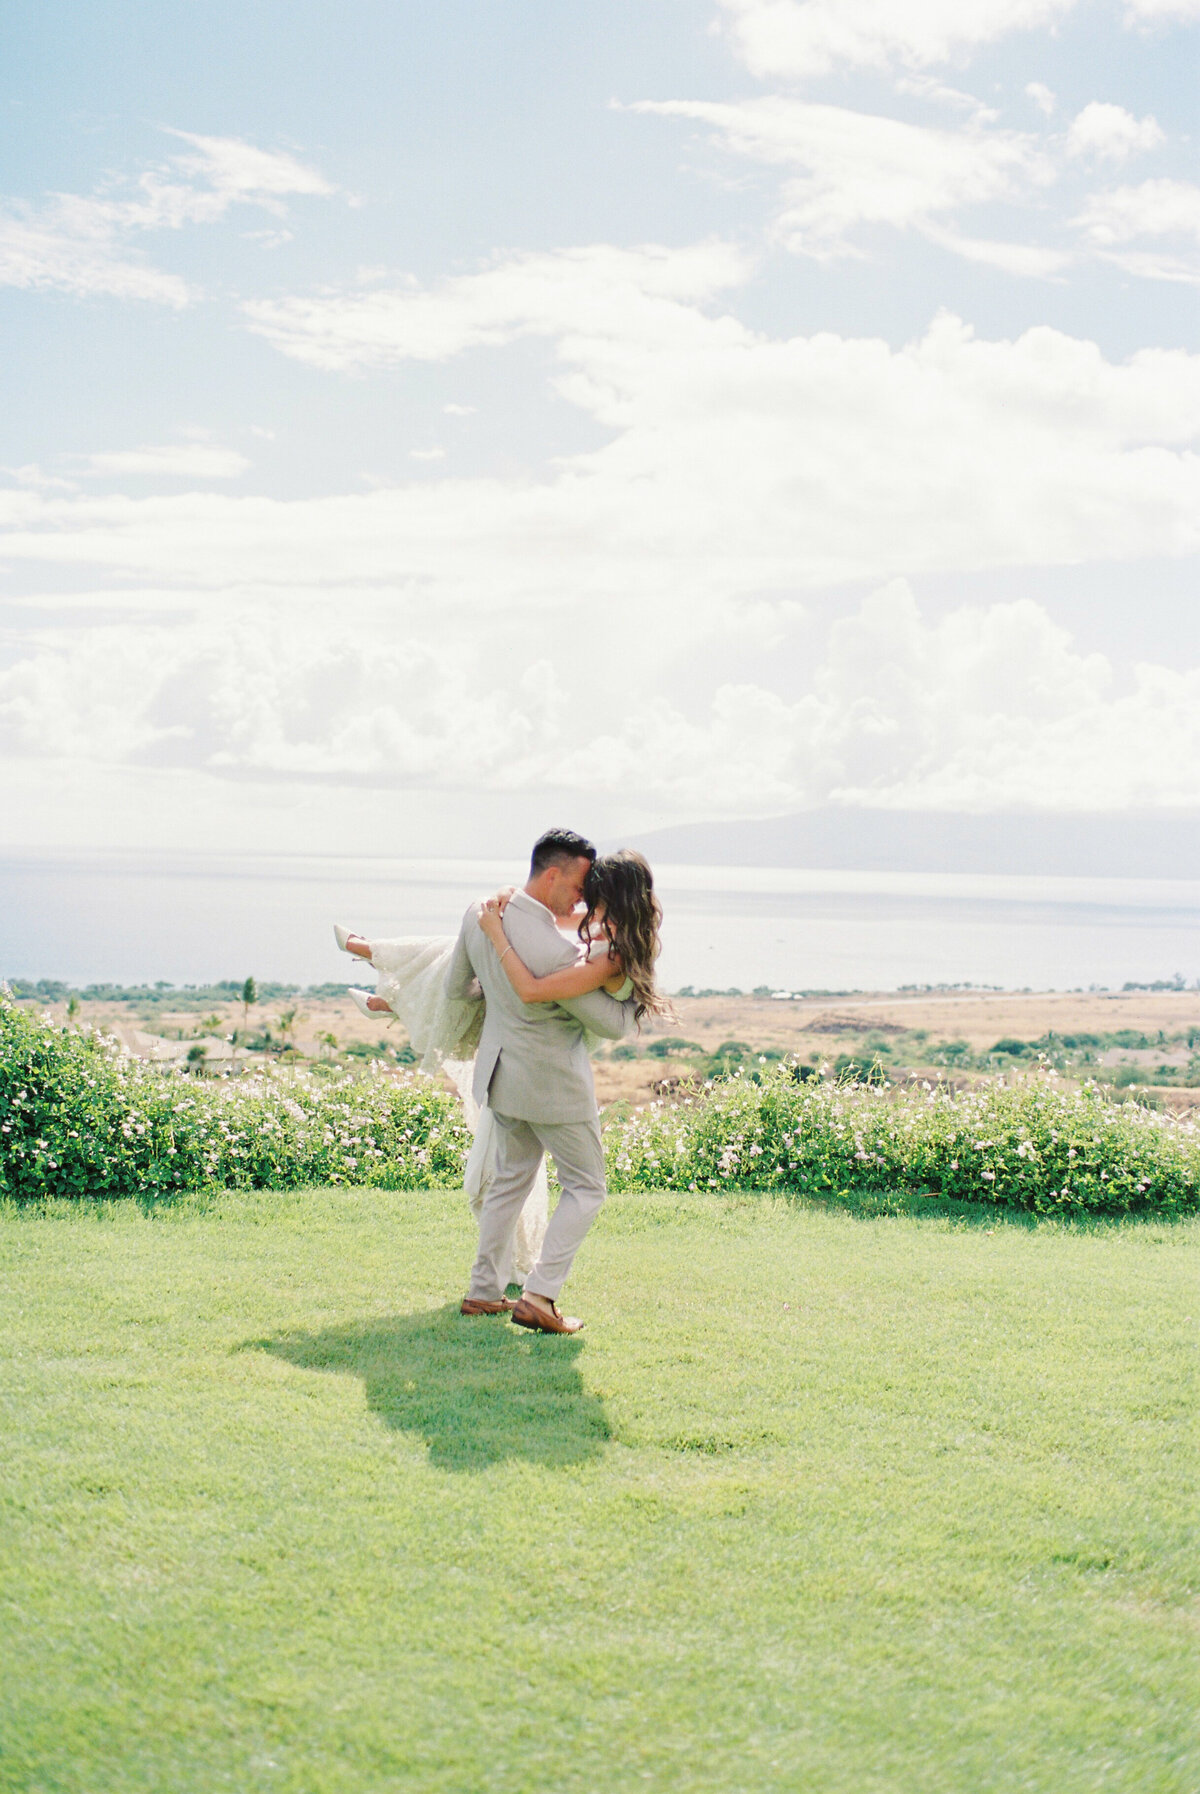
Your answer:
[249,1305,610,1472]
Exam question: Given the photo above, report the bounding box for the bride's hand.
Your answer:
[476,898,507,942]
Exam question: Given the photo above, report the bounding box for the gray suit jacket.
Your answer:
[444,888,636,1123]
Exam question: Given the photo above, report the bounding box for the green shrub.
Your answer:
[831,1054,887,1086]
[604,1064,1199,1216]
[10,994,1196,1219]
[0,994,469,1201]
[930,1039,972,1065]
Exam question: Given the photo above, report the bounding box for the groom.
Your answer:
[445,827,636,1334]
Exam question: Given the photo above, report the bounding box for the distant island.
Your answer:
[622,810,1199,879]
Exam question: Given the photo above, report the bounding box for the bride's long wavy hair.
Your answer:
[579,849,673,1026]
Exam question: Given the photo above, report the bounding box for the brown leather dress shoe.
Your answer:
[459,1296,518,1315]
[510,1296,584,1334]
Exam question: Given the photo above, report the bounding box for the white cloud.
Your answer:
[0,131,336,304]
[1089,247,1200,283]
[1075,177,1200,244]
[714,0,1078,80]
[5,260,1200,829]
[162,130,336,205]
[79,444,251,480]
[1,463,79,494]
[918,227,1072,277]
[556,583,1200,813]
[641,90,1188,281]
[408,447,447,461]
[633,98,1050,257]
[243,241,750,370]
[892,76,998,118]
[0,616,569,787]
[6,227,1200,818]
[3,303,1200,602]
[1065,102,1165,164]
[1074,178,1200,281]
[1124,0,1200,19]
[1026,82,1057,116]
[0,200,192,305]
[3,582,1195,816]
[715,0,1199,78]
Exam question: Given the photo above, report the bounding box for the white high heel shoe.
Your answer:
[348,988,378,1018]
[334,923,354,953]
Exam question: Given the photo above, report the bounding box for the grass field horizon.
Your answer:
[1,1186,1195,1793]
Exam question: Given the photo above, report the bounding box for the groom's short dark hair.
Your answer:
[530,828,596,876]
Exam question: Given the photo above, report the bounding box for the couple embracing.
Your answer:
[337,828,670,1333]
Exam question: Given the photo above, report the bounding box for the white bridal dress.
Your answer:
[362,935,549,1284]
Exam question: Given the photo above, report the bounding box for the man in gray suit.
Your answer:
[444,828,636,1334]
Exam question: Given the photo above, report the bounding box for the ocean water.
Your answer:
[1,849,1198,994]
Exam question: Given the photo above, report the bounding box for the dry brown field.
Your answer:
[30,985,1200,1111]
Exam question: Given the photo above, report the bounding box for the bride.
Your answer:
[335,848,671,1284]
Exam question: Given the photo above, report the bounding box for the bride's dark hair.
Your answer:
[579,849,673,1025]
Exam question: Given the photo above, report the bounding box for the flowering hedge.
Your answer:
[6,996,1198,1216]
[604,1065,1200,1216]
[0,995,469,1201]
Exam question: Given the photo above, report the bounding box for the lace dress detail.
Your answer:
[368,936,483,1072]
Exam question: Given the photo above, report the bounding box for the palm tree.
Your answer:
[319,1030,338,1063]
[241,976,258,1032]
[278,1007,303,1055]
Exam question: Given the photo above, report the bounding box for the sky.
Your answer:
[1,0,1198,861]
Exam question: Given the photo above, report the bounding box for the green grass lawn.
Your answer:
[0,1188,1195,1794]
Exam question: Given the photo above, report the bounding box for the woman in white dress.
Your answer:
[334,849,671,1285]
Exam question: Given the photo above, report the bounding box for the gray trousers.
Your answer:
[467,1110,607,1303]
